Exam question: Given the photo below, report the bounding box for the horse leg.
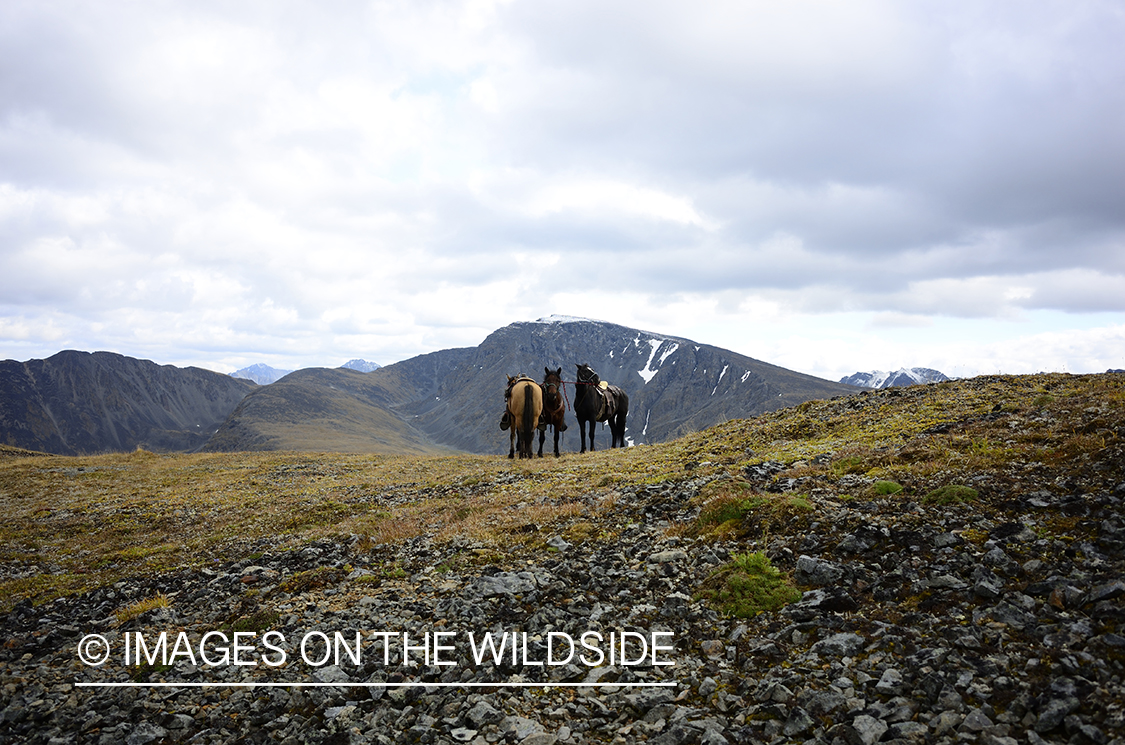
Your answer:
[537,426,545,458]
[553,426,560,457]
[588,420,596,452]
[509,426,516,459]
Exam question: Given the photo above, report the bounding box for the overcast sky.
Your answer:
[2,0,1123,382]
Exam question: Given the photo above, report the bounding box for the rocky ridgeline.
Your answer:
[2,462,1124,745]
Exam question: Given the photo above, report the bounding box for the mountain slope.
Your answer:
[0,351,256,455]
[207,317,859,454]
[203,364,463,455]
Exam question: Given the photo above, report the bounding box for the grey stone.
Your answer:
[471,571,538,597]
[875,668,905,694]
[782,707,815,737]
[125,723,167,745]
[648,550,689,563]
[849,714,889,745]
[521,734,559,745]
[467,701,505,726]
[795,554,845,585]
[812,632,866,657]
[1035,696,1080,732]
[503,716,544,740]
[959,707,993,732]
[312,665,352,684]
[929,710,963,736]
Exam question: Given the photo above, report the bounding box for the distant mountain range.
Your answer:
[3,319,860,456]
[230,359,381,385]
[840,367,950,389]
[0,351,255,455]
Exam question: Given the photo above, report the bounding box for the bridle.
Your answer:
[542,376,570,412]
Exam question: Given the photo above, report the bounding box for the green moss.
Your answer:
[279,566,345,594]
[698,551,802,617]
[872,480,904,496]
[923,484,979,505]
[230,609,280,633]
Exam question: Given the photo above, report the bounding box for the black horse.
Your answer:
[573,363,629,452]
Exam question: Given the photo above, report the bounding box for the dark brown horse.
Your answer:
[574,363,629,452]
[506,375,543,459]
[537,366,567,457]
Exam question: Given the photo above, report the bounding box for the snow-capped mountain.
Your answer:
[840,367,950,389]
[229,363,294,386]
[340,359,381,372]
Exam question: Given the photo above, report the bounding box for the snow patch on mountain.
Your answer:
[712,364,729,395]
[637,339,680,384]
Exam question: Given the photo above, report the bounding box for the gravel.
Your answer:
[3,465,1125,744]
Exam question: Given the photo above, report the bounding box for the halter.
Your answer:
[542,374,570,412]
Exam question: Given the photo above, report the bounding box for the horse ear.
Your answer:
[545,366,550,376]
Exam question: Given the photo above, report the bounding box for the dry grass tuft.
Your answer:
[115,592,170,623]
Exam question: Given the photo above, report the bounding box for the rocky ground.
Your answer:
[2,374,1124,745]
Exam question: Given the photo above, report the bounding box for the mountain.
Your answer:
[230,363,293,385]
[0,351,257,455]
[204,366,456,455]
[340,359,381,372]
[206,316,860,455]
[840,367,950,389]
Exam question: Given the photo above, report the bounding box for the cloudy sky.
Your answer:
[2,0,1123,382]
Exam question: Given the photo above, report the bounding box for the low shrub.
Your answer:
[697,551,802,617]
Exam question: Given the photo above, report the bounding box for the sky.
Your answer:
[2,0,1124,383]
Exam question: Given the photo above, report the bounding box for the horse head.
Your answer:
[576,363,599,386]
[543,366,563,393]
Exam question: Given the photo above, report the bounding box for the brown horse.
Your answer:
[506,375,543,459]
[537,366,568,457]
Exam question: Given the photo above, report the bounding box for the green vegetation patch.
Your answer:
[230,608,280,633]
[871,480,904,496]
[279,566,346,595]
[923,484,979,505]
[696,479,767,532]
[697,551,802,617]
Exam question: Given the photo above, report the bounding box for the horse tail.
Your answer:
[523,383,535,443]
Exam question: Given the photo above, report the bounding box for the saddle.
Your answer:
[504,374,536,398]
[594,381,622,422]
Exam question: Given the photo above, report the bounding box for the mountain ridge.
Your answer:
[840,366,950,389]
[208,317,860,454]
[0,350,256,455]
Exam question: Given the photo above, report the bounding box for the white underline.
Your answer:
[75,681,679,688]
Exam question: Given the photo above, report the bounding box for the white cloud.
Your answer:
[1,0,1123,378]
